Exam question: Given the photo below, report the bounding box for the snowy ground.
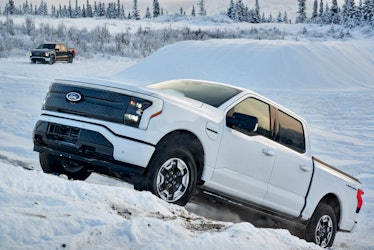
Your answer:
[0,38,373,249]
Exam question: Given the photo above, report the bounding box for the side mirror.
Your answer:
[227,112,258,133]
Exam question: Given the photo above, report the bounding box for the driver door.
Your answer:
[209,97,277,205]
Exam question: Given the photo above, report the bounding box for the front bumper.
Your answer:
[33,120,154,176]
[30,56,51,62]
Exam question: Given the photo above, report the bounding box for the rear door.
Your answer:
[55,44,68,60]
[262,110,313,216]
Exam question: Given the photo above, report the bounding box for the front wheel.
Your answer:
[142,145,197,206]
[305,203,337,248]
[39,152,91,180]
[67,55,73,63]
[49,55,55,65]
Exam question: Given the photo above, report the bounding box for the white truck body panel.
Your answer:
[34,78,361,238]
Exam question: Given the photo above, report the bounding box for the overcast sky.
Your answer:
[6,0,345,20]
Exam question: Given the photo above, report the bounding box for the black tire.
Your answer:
[305,203,337,248]
[31,59,36,64]
[39,152,91,181]
[68,55,73,63]
[49,55,55,64]
[141,141,197,206]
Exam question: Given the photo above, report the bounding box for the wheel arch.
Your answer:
[153,129,205,183]
[317,193,341,227]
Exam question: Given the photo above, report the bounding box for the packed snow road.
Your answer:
[0,39,373,249]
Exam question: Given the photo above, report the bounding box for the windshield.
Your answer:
[37,44,56,49]
[148,80,242,108]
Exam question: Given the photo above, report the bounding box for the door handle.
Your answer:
[299,164,312,172]
[262,148,274,157]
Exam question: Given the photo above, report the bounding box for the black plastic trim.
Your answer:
[40,113,155,147]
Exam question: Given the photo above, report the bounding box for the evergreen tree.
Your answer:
[283,11,289,23]
[319,0,324,17]
[86,0,93,17]
[342,0,357,26]
[74,0,81,18]
[117,0,121,18]
[38,0,48,16]
[191,5,196,16]
[277,11,283,23]
[68,0,72,18]
[93,1,98,17]
[254,0,261,23]
[311,0,318,22]
[119,4,125,19]
[363,0,374,24]
[132,0,140,20]
[330,0,340,24]
[153,0,160,17]
[322,2,330,23]
[8,0,16,15]
[82,4,86,17]
[235,0,246,22]
[227,0,235,19]
[145,6,151,18]
[198,0,206,16]
[296,0,307,23]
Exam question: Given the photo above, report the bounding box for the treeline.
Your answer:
[2,0,374,27]
[0,16,289,58]
[3,0,282,24]
[2,0,208,19]
[226,0,374,27]
[296,0,374,27]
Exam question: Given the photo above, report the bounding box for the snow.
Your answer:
[1,21,374,249]
[111,39,374,91]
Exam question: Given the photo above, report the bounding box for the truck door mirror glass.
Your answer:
[227,112,258,133]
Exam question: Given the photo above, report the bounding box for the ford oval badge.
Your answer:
[66,92,82,102]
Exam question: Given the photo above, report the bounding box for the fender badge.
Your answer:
[66,92,82,102]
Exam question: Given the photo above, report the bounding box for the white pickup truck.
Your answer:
[33,78,363,247]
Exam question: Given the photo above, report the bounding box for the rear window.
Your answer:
[277,110,306,153]
[37,44,56,49]
[148,80,242,107]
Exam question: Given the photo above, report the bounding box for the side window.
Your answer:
[277,111,306,153]
[227,97,271,138]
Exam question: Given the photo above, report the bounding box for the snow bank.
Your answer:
[0,161,318,249]
[112,39,374,90]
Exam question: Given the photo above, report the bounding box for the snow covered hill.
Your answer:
[112,39,374,91]
[0,37,373,249]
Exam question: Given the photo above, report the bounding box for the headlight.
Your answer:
[29,52,32,57]
[124,97,152,127]
[45,52,49,57]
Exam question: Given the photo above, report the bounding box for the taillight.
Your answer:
[356,189,364,213]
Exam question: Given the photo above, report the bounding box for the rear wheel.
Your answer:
[141,142,197,206]
[305,203,337,248]
[39,152,91,180]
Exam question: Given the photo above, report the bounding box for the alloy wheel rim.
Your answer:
[156,158,190,202]
[315,215,333,247]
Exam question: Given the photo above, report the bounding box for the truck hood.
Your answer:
[31,48,52,53]
[53,77,204,108]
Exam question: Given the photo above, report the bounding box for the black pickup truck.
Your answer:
[29,43,76,64]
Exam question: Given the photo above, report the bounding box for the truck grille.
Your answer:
[43,83,131,124]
